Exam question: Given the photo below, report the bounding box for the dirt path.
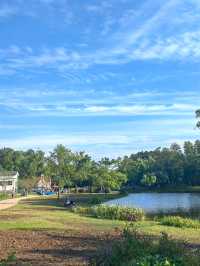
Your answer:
[0,197,22,210]
[0,195,37,210]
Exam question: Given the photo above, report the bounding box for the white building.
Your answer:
[0,171,18,192]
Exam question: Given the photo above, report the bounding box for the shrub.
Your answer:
[0,252,16,266]
[159,216,200,229]
[0,193,9,201]
[91,224,200,266]
[78,188,85,193]
[89,196,102,205]
[73,205,145,222]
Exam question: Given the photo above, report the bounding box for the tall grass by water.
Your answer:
[159,216,200,229]
[73,204,145,221]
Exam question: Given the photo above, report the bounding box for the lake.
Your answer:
[106,193,200,216]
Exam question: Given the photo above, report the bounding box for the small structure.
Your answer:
[35,175,51,191]
[0,171,18,192]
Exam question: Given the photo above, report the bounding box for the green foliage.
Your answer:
[91,224,200,266]
[1,139,200,192]
[119,141,200,188]
[0,193,9,201]
[159,216,200,229]
[141,174,157,187]
[0,252,16,266]
[196,109,200,128]
[89,196,103,204]
[73,205,145,222]
[18,177,37,192]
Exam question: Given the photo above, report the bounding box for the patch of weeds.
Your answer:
[91,224,200,266]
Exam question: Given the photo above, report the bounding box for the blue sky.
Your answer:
[0,0,200,158]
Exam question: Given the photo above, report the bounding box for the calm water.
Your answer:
[106,193,200,216]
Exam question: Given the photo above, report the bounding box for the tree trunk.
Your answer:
[57,187,60,200]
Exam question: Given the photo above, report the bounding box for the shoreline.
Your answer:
[124,186,200,194]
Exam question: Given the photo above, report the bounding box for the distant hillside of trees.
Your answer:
[0,141,200,192]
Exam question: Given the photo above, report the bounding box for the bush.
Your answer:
[0,252,16,266]
[91,224,200,266]
[0,193,9,201]
[78,188,85,193]
[73,205,145,222]
[159,216,200,229]
[89,196,102,205]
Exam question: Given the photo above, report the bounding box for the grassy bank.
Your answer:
[159,216,200,229]
[0,194,199,265]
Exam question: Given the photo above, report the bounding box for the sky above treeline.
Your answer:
[0,0,200,158]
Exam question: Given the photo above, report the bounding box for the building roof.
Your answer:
[34,175,51,189]
[0,171,18,180]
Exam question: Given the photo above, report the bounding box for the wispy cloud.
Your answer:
[0,134,130,149]
[0,5,18,18]
[1,1,200,76]
[1,102,198,117]
[0,0,200,157]
[0,88,199,117]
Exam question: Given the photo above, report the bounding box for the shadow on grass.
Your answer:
[20,197,66,211]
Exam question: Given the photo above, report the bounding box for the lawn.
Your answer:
[0,194,199,265]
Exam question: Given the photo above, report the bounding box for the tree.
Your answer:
[48,145,76,198]
[72,152,92,190]
[120,157,154,186]
[141,174,157,187]
[18,177,37,192]
[196,109,200,128]
[89,162,127,193]
[0,148,14,171]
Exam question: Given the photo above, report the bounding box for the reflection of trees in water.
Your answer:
[188,193,200,208]
[106,193,200,218]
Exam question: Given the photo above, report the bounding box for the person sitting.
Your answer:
[64,198,75,207]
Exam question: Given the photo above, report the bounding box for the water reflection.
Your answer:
[106,193,200,217]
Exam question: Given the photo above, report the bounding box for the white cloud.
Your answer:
[0,134,130,150]
[2,1,200,75]
[0,99,197,116]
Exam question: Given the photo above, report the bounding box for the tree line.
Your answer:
[0,145,127,192]
[119,141,200,188]
[0,140,200,192]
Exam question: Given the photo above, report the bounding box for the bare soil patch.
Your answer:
[0,229,113,266]
[0,213,26,220]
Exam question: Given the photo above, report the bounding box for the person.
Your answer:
[64,197,75,207]
[11,188,15,199]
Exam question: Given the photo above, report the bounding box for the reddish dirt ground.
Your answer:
[0,229,113,266]
[0,198,21,211]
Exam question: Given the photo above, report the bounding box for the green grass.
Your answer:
[159,216,200,229]
[0,193,199,266]
[0,194,199,245]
